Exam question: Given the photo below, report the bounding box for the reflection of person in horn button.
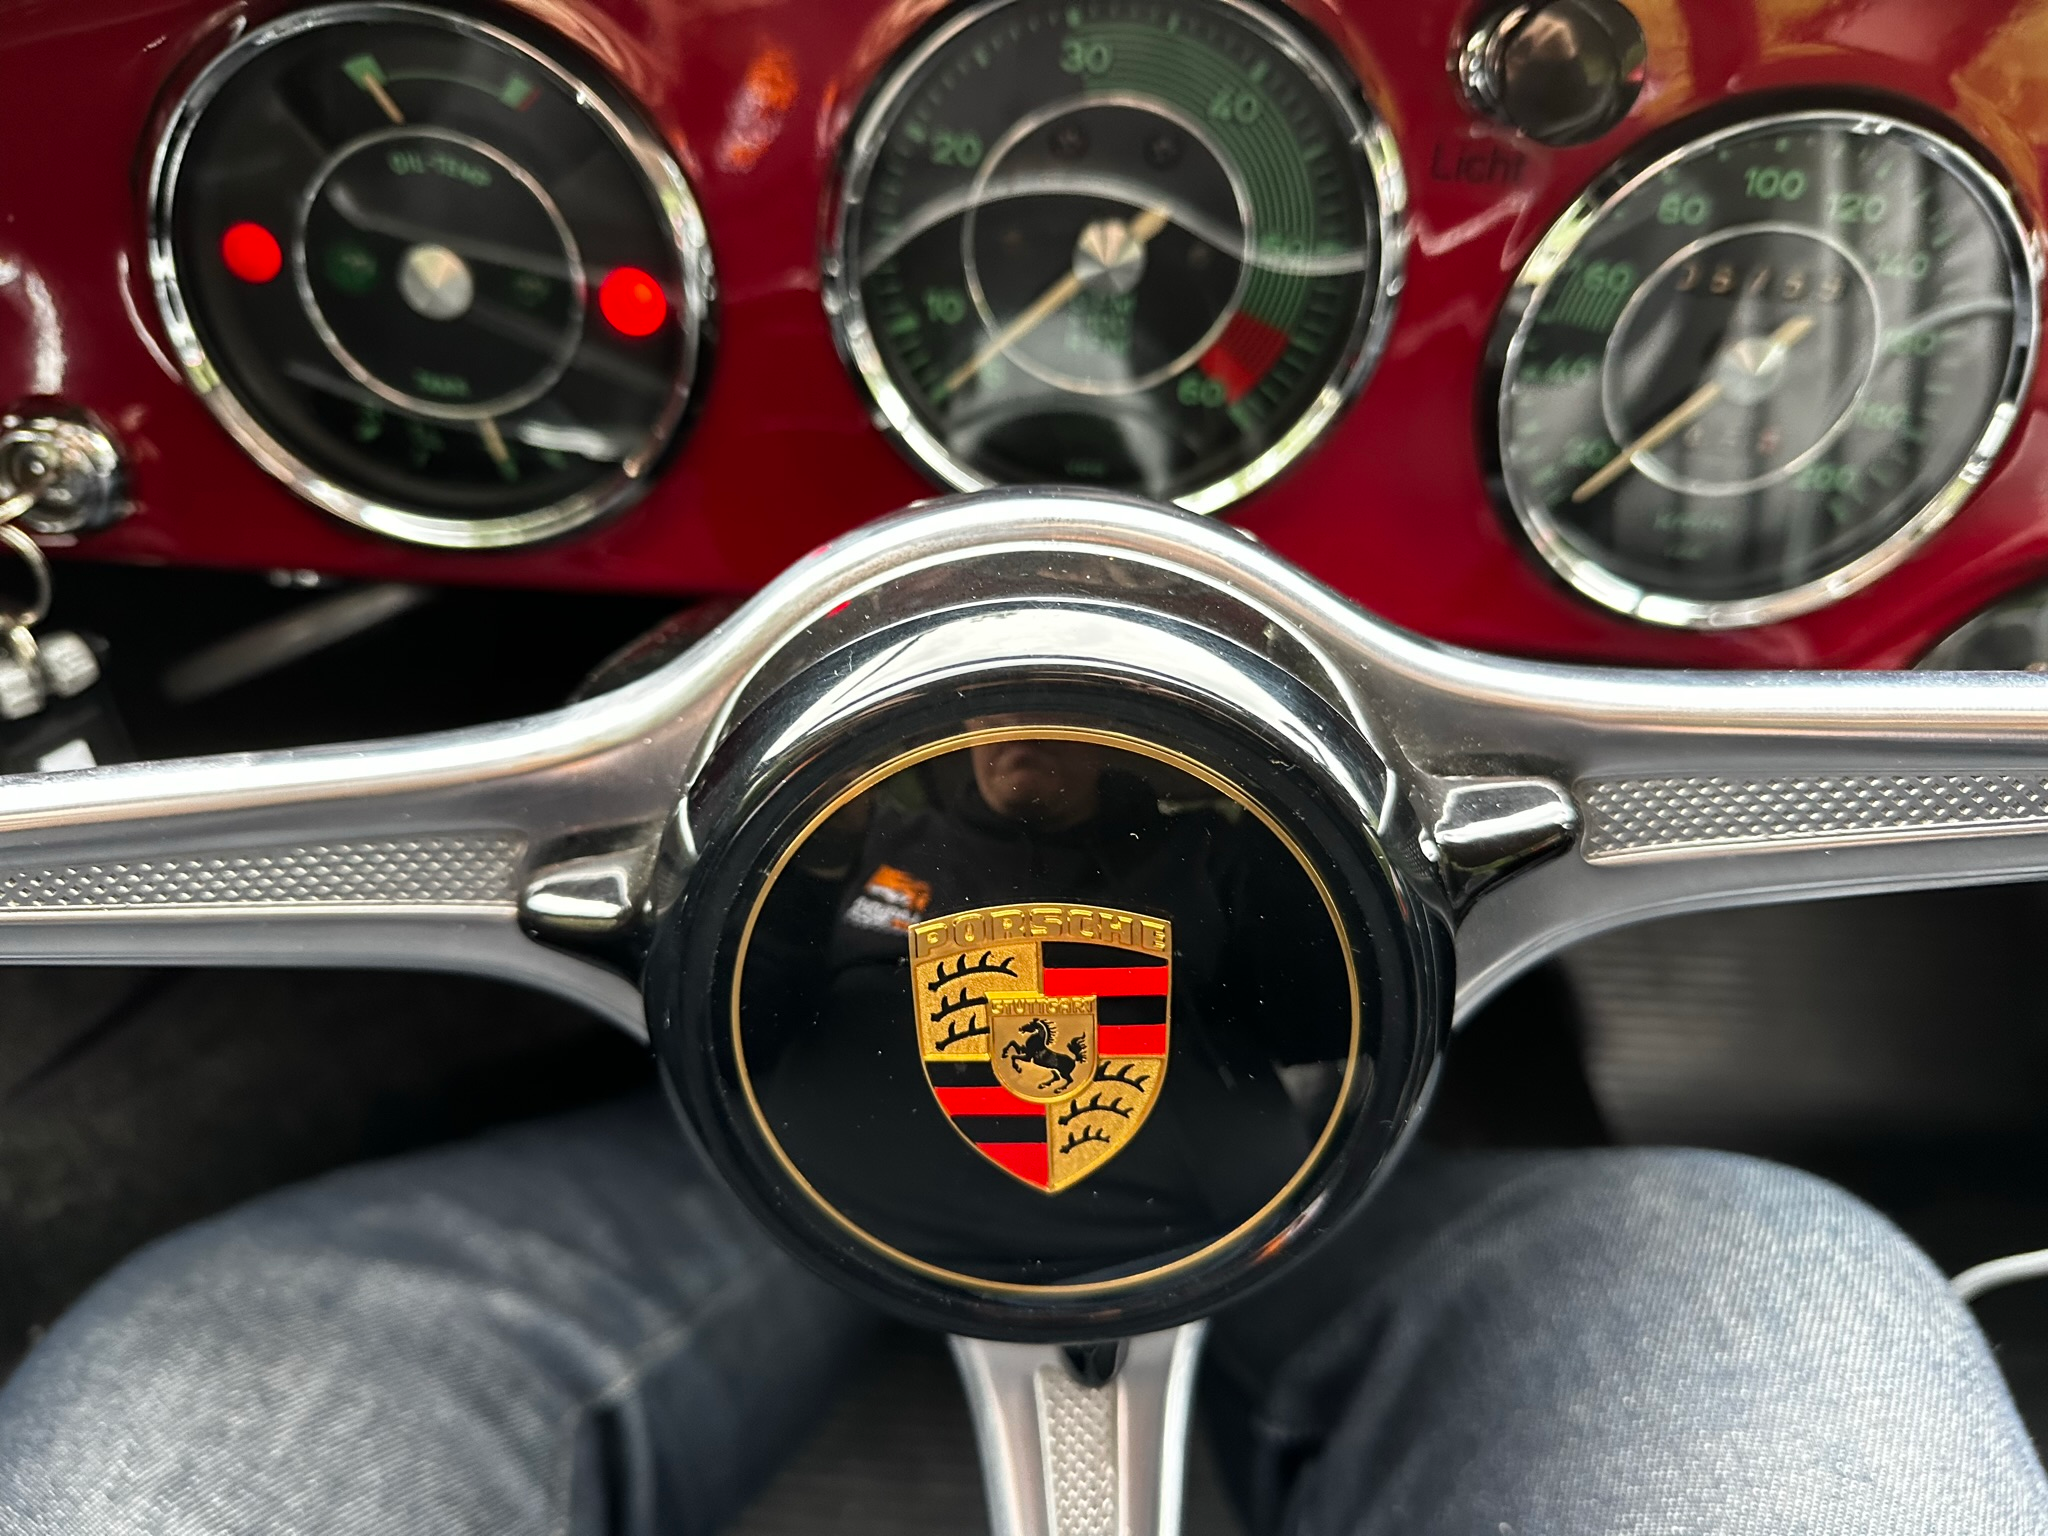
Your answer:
[968,737,1104,828]
[743,736,1353,1265]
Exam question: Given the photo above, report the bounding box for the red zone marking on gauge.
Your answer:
[931,944,1169,1189]
[1199,311,1292,402]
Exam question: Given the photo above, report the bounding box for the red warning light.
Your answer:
[599,267,668,337]
[220,222,283,284]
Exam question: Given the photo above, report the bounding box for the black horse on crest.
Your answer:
[1000,1016,1088,1094]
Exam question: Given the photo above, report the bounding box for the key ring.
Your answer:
[0,522,53,633]
[0,487,38,531]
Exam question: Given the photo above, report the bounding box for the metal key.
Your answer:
[0,520,99,722]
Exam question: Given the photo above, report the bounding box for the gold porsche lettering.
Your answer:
[909,903,1169,959]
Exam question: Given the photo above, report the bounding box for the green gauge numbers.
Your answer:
[828,0,1405,512]
[1494,111,2038,628]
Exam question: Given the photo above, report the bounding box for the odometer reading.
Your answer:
[829,0,1402,511]
[1494,112,2037,627]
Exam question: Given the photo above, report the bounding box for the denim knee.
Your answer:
[0,1099,874,1536]
[1458,1146,1951,1313]
[1270,1147,2048,1536]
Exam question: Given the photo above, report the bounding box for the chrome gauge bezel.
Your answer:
[823,0,1409,516]
[1489,108,2042,630]
[146,1,714,551]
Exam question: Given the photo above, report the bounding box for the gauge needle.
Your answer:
[936,205,1172,400]
[342,57,407,124]
[1570,314,1818,504]
[363,77,406,125]
[476,417,515,479]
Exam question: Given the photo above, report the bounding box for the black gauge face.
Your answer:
[830,0,1402,512]
[1495,111,2037,627]
[152,3,710,549]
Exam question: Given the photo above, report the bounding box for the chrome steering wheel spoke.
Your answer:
[1370,644,2048,1017]
[1,490,2044,1036]
[0,701,680,1031]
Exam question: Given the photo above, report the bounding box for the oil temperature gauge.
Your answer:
[828,0,1405,512]
[150,3,711,549]
[1492,110,2038,627]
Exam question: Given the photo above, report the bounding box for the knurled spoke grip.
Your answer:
[951,1325,1205,1536]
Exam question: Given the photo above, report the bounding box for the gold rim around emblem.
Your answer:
[727,725,1365,1298]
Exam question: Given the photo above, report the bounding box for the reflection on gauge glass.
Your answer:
[828,0,1404,513]
[150,2,711,549]
[1493,110,2038,628]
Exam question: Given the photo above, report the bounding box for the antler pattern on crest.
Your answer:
[1060,1124,1114,1155]
[1057,1091,1133,1125]
[926,951,1019,991]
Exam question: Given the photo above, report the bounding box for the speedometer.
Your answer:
[827,0,1403,513]
[1492,110,2038,628]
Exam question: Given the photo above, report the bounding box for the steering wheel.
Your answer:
[0,487,2035,1535]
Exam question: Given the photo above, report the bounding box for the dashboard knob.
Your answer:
[1459,0,1647,146]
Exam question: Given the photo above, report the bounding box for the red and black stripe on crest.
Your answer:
[928,941,1168,1189]
[1041,940,1168,1058]
[928,1058,1051,1186]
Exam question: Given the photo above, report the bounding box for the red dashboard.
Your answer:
[5,0,2048,668]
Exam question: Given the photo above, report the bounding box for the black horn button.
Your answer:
[649,637,1448,1339]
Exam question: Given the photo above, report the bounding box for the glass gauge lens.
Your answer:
[829,0,1402,512]
[151,3,711,549]
[1494,111,2037,627]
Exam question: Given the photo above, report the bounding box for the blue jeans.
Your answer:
[1,1094,2042,1535]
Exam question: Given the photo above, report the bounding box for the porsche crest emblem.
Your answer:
[910,903,1170,1192]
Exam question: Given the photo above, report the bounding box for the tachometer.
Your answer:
[150,3,711,549]
[1492,110,2038,627]
[827,0,1403,512]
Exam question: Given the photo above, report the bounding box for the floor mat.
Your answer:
[1562,886,2048,1153]
[728,1327,1247,1536]
[1972,1279,2048,1449]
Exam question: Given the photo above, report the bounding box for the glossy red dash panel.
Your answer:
[7,0,2048,669]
